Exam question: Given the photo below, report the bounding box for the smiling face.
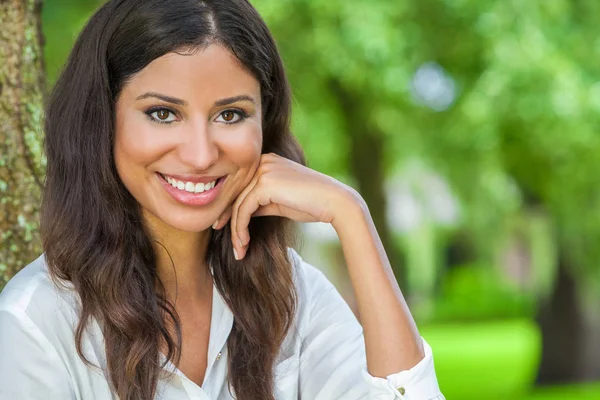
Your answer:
[114,44,263,235]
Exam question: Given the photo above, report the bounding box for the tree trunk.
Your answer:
[328,79,407,288]
[0,0,45,290]
[535,250,600,384]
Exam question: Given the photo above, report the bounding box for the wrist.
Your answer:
[330,185,369,230]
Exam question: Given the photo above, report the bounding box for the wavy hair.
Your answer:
[41,1,305,399]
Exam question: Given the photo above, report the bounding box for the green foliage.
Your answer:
[253,0,600,288]
[43,0,104,84]
[433,263,536,321]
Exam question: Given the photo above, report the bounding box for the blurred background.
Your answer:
[5,0,600,399]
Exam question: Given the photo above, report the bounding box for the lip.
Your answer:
[157,172,226,206]
[160,173,223,184]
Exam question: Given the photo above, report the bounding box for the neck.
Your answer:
[143,211,213,307]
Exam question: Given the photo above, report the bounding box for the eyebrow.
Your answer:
[136,92,256,107]
[136,92,187,106]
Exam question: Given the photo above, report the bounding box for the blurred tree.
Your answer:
[256,0,414,286]
[0,0,45,289]
[412,0,600,384]
[255,0,600,385]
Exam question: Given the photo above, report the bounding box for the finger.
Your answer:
[231,154,277,257]
[252,203,317,222]
[250,203,282,218]
[231,173,260,256]
[213,206,232,230]
[236,188,272,258]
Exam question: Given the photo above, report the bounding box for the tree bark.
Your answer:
[0,0,45,290]
[535,250,600,384]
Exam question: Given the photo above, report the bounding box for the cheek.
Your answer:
[215,123,262,192]
[113,118,167,198]
[222,123,262,164]
[114,115,169,176]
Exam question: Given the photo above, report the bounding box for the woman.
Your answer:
[0,0,444,399]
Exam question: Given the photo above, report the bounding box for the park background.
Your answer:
[2,0,600,399]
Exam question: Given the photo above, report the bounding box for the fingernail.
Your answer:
[233,248,240,260]
[238,239,244,248]
[212,220,219,230]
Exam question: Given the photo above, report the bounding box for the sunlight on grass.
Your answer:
[421,320,600,399]
[525,383,600,400]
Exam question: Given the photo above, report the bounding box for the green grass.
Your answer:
[421,319,600,399]
[525,383,600,400]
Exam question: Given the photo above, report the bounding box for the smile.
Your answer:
[157,173,226,207]
[161,174,220,194]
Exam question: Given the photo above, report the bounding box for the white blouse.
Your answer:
[0,248,444,400]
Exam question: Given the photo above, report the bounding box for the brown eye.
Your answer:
[216,109,246,124]
[222,111,234,122]
[157,110,170,120]
[147,108,177,123]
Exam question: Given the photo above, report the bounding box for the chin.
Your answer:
[166,217,214,233]
[145,208,215,234]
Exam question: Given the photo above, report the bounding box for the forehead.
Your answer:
[122,44,261,104]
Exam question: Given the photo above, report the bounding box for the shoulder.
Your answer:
[0,254,80,334]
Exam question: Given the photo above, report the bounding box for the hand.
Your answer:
[213,153,362,260]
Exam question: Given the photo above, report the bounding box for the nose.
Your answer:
[177,121,219,171]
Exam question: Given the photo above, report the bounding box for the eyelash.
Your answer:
[144,107,249,125]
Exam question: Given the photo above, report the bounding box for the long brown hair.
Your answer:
[41,1,305,399]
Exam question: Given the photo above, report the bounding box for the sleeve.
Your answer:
[0,309,75,399]
[297,262,445,400]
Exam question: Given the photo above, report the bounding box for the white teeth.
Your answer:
[163,175,218,194]
[204,180,216,191]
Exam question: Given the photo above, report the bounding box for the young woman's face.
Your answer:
[114,44,263,233]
